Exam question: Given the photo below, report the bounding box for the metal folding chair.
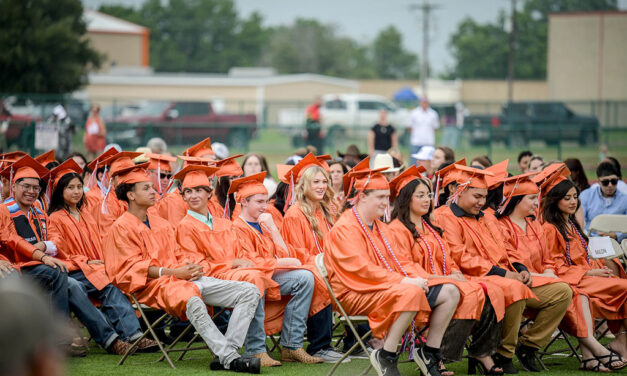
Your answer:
[315,254,374,376]
[588,214,627,265]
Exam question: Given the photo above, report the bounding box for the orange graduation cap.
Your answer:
[484,159,509,190]
[183,137,215,158]
[537,164,571,197]
[497,172,539,214]
[433,158,466,207]
[45,159,82,191]
[145,153,177,173]
[316,154,332,172]
[101,152,143,176]
[276,164,292,184]
[285,153,327,185]
[0,155,48,183]
[113,162,152,185]
[447,164,494,204]
[388,165,426,202]
[87,148,119,172]
[178,155,217,167]
[0,151,27,173]
[228,172,267,202]
[342,156,371,197]
[35,150,56,166]
[172,165,219,190]
[215,154,244,178]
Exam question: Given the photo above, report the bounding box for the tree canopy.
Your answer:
[0,0,101,93]
[447,0,618,79]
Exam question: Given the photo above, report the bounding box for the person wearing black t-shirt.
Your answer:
[368,109,397,158]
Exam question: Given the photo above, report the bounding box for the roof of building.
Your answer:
[84,9,148,35]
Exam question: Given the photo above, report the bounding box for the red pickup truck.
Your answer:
[108,101,257,150]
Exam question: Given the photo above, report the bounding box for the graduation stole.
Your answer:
[460,216,514,271]
[415,219,449,276]
[565,219,590,266]
[7,201,46,244]
[504,217,544,255]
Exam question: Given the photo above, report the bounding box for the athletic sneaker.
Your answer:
[370,349,401,376]
[342,344,374,359]
[412,347,442,376]
[312,347,351,363]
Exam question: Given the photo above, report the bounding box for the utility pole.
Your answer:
[409,1,440,98]
[507,0,517,102]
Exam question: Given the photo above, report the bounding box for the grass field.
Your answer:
[68,337,603,376]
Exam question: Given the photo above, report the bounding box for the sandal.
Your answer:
[580,358,611,373]
[439,360,454,376]
[597,350,627,371]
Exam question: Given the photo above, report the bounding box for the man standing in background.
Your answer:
[409,96,439,166]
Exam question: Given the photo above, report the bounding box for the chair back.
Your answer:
[588,214,627,234]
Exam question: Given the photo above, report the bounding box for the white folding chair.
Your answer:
[587,214,627,265]
[315,254,374,376]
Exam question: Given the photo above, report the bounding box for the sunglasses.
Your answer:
[600,178,619,187]
[160,173,172,179]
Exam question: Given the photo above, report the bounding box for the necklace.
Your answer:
[565,219,590,265]
[417,219,448,275]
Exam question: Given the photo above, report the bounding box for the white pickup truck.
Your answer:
[278,93,412,148]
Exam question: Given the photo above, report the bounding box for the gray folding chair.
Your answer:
[315,254,374,376]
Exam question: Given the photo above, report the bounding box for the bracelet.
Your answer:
[158,267,164,277]
[40,254,47,262]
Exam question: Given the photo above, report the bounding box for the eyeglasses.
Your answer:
[17,183,42,193]
[160,173,172,179]
[600,178,619,187]
[414,192,434,200]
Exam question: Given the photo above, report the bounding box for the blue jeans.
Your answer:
[68,271,127,348]
[306,304,333,355]
[20,264,69,315]
[244,269,314,355]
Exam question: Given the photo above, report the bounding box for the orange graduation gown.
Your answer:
[435,206,536,308]
[388,218,489,321]
[323,209,432,338]
[175,214,280,301]
[97,190,128,238]
[102,211,201,320]
[231,201,284,230]
[543,222,627,328]
[232,216,329,335]
[84,186,104,220]
[48,209,111,290]
[0,204,38,270]
[281,202,332,265]
[499,217,587,337]
[155,191,187,227]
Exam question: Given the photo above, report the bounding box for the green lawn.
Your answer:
[68,338,598,376]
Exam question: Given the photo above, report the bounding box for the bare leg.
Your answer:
[577,295,616,371]
[425,284,460,349]
[383,311,416,353]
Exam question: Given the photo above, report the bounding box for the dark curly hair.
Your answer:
[391,179,443,241]
[47,173,84,215]
[541,179,586,243]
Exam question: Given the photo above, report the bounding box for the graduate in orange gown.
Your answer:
[324,167,460,376]
[230,172,329,364]
[46,159,158,353]
[388,166,503,374]
[173,165,282,367]
[434,164,537,373]
[278,153,346,362]
[101,163,261,372]
[0,151,27,202]
[82,148,119,220]
[539,165,627,371]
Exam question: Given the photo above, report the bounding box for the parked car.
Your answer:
[463,101,600,146]
[107,101,257,149]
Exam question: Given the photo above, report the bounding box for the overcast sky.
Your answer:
[83,0,627,75]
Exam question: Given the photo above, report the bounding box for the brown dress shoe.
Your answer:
[136,338,159,353]
[254,352,282,367]
[281,347,324,364]
[107,338,136,356]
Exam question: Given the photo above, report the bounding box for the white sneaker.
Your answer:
[312,348,351,363]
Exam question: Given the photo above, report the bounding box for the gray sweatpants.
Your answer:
[187,277,260,368]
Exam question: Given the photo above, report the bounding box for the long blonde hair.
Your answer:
[295,166,335,238]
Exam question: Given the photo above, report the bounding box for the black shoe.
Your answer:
[468,357,504,375]
[210,357,225,371]
[370,349,401,376]
[515,344,541,372]
[493,353,519,374]
[412,347,442,376]
[229,356,261,374]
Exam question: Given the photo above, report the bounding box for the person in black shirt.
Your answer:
[368,110,397,158]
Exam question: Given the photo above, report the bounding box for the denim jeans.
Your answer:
[69,271,142,343]
[306,304,333,355]
[67,272,119,348]
[244,269,314,355]
[20,264,69,315]
[189,276,260,367]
